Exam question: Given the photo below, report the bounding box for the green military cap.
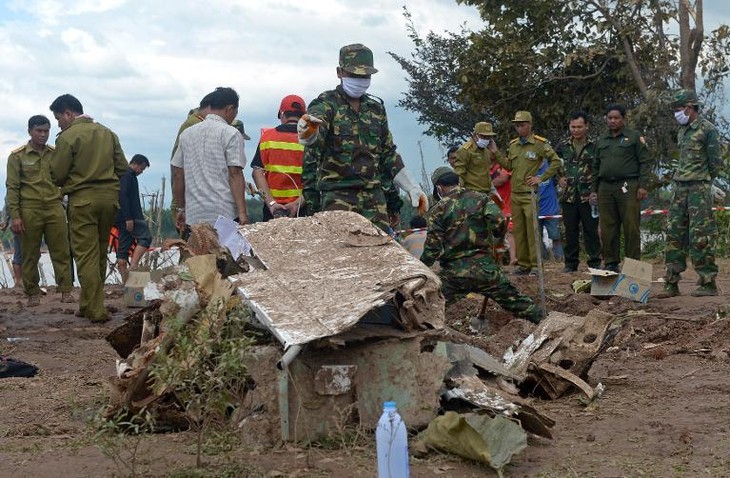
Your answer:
[431,166,455,186]
[670,89,702,108]
[474,122,497,136]
[339,43,378,75]
[231,119,251,140]
[511,111,533,123]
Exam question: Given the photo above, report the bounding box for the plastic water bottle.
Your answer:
[376,401,409,478]
[591,204,599,218]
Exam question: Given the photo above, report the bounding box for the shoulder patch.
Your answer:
[509,138,519,145]
[46,144,55,151]
[461,141,474,151]
[534,134,549,143]
[11,145,25,154]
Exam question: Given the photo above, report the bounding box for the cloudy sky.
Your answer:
[0,0,483,203]
[0,1,728,205]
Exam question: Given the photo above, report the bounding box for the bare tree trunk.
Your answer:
[679,0,704,89]
[154,176,166,247]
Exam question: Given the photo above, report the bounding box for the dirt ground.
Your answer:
[1,259,729,477]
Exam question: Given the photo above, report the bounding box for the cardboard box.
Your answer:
[124,271,151,308]
[588,258,652,303]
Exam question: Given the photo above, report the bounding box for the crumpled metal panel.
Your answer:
[232,211,445,349]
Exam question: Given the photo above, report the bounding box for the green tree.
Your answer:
[390,1,730,173]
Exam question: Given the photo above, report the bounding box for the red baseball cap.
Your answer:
[278,95,306,118]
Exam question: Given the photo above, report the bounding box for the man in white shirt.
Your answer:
[172,87,248,229]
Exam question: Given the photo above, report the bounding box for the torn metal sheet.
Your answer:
[232,211,445,349]
[444,375,519,416]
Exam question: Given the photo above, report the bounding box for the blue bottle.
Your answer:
[376,401,409,478]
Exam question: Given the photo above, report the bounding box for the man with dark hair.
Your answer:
[251,94,307,221]
[50,94,128,321]
[115,154,152,283]
[657,89,723,297]
[590,104,651,271]
[446,146,458,167]
[5,114,75,306]
[422,166,543,325]
[172,87,248,229]
[298,43,427,232]
[556,111,601,272]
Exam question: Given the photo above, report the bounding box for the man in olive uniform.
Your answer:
[657,89,723,298]
[556,111,601,272]
[493,111,560,275]
[454,122,498,193]
[422,167,542,324]
[5,115,74,306]
[297,43,427,232]
[50,94,128,322]
[590,104,651,272]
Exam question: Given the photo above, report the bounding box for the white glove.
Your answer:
[711,185,726,201]
[297,114,323,146]
[394,169,428,210]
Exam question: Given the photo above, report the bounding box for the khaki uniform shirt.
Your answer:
[51,117,128,199]
[5,143,61,219]
[496,134,560,194]
[454,139,494,192]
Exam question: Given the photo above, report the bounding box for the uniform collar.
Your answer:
[22,142,53,155]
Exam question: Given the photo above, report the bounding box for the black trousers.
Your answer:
[561,200,601,269]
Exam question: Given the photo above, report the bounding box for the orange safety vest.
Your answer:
[259,127,304,203]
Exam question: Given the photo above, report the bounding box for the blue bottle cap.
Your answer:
[383,401,397,410]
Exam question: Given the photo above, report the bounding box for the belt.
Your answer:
[601,176,638,183]
[674,180,710,186]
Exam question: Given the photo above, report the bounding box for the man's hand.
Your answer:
[558,177,568,188]
[175,210,186,232]
[525,176,541,187]
[589,192,598,205]
[297,114,323,146]
[394,169,428,209]
[125,219,134,232]
[268,201,288,216]
[11,218,24,235]
[636,188,648,200]
[283,200,301,217]
[487,139,498,153]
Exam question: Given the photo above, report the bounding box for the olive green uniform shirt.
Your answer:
[591,127,650,192]
[453,140,494,192]
[51,117,128,198]
[5,143,61,219]
[496,134,560,193]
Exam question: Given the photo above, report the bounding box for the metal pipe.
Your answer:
[276,344,302,441]
[530,188,547,314]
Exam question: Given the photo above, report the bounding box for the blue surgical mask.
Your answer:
[476,138,490,149]
[674,108,690,126]
[341,77,371,98]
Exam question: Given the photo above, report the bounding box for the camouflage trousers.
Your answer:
[664,181,718,285]
[320,188,390,232]
[440,256,541,323]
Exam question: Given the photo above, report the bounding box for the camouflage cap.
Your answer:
[231,119,251,140]
[511,111,533,123]
[339,44,378,75]
[474,122,497,136]
[670,89,702,108]
[431,166,455,186]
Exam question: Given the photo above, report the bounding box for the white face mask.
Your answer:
[674,108,690,126]
[476,138,490,149]
[341,77,371,98]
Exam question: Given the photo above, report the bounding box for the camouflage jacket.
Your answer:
[421,186,504,267]
[675,117,723,182]
[555,137,597,203]
[301,85,405,213]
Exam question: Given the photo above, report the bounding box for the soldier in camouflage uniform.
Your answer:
[454,122,498,193]
[493,111,561,275]
[657,89,723,298]
[297,43,426,232]
[556,111,601,272]
[422,167,543,324]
